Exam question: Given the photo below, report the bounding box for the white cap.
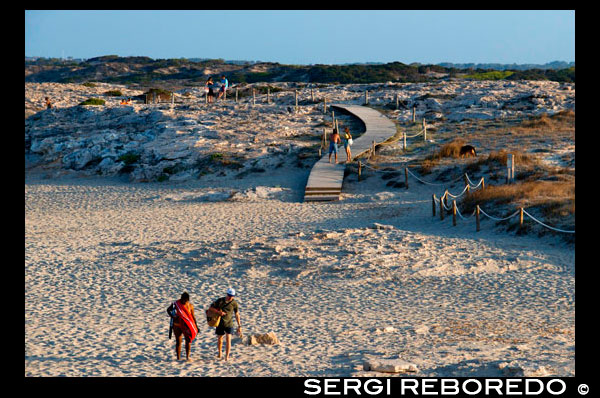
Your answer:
[226,287,236,297]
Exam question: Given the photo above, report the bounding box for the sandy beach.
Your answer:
[25,78,575,377]
[25,158,574,377]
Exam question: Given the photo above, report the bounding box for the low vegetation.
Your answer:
[104,90,123,96]
[79,98,105,106]
[26,56,575,85]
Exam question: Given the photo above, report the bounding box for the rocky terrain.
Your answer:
[25,80,575,183]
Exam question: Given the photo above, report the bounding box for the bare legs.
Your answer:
[217,334,232,361]
[175,334,191,361]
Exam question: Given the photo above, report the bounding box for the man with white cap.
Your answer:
[208,287,241,361]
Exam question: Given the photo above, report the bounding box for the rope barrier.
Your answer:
[479,208,522,222]
[456,205,476,220]
[446,184,470,199]
[522,209,575,234]
[406,168,463,186]
[404,128,425,139]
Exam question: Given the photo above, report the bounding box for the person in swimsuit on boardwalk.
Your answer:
[343,127,353,163]
[329,126,341,164]
[167,292,199,361]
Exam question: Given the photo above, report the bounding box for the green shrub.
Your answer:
[117,152,140,165]
[79,98,105,106]
[82,82,97,88]
[104,90,123,96]
[463,71,515,80]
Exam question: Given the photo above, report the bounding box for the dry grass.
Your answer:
[423,111,575,237]
[463,181,574,209]
[513,110,575,135]
[418,139,466,174]
[461,180,574,236]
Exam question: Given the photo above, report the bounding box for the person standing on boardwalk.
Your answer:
[343,127,353,163]
[167,292,199,361]
[217,75,228,101]
[328,125,341,164]
[207,288,241,361]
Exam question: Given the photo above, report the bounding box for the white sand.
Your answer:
[25,163,574,377]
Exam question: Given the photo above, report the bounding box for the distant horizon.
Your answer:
[25,10,575,65]
[24,54,575,67]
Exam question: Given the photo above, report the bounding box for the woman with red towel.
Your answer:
[167,292,199,361]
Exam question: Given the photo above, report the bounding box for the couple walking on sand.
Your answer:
[167,288,241,362]
[329,125,353,164]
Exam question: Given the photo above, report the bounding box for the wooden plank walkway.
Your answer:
[304,104,398,202]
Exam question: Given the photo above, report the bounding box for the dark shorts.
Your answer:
[215,321,234,336]
[329,142,338,154]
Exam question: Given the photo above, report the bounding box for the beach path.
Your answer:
[304,104,397,201]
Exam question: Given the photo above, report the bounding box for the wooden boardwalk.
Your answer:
[304,104,398,201]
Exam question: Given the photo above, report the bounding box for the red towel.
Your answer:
[174,300,198,342]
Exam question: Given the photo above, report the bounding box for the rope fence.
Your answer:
[426,173,575,234]
[355,160,574,234]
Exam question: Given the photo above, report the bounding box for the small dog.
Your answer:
[459,145,477,158]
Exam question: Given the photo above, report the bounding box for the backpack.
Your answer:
[206,298,235,327]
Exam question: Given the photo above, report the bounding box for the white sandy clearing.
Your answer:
[25,158,574,377]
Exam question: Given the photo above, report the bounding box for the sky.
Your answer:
[24,10,575,65]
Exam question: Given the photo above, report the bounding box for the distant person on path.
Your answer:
[343,127,353,163]
[206,77,215,103]
[329,125,341,164]
[217,75,228,101]
[207,288,241,361]
[167,292,199,361]
[45,97,52,109]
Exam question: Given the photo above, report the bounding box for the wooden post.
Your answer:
[405,167,409,189]
[295,90,298,113]
[235,88,238,103]
[452,200,457,226]
[396,94,399,110]
[412,106,416,123]
[171,92,174,105]
[358,161,362,181]
[331,110,335,129]
[423,118,427,141]
[253,88,256,105]
[440,193,445,220]
[145,94,148,104]
[323,97,327,113]
[267,88,270,104]
[464,174,469,188]
[507,154,514,184]
[432,194,436,216]
[403,132,406,151]
[476,205,481,232]
[481,177,485,190]
[365,90,369,105]
[519,207,524,228]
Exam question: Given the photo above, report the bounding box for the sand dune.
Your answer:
[25,163,574,377]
